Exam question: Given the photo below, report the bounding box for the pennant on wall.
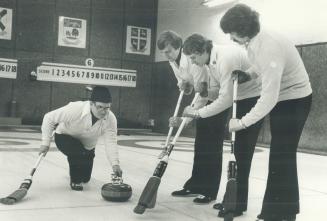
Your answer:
[58,16,87,48]
[126,25,151,55]
[0,7,13,40]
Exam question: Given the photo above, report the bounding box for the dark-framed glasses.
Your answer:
[94,103,111,111]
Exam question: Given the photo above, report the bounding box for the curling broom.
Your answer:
[158,90,184,159]
[0,152,46,205]
[134,93,200,214]
[220,77,239,221]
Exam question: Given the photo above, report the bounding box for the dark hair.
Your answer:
[182,34,213,56]
[90,86,112,103]
[220,4,260,38]
[157,30,183,50]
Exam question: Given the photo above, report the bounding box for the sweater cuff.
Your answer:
[41,138,51,147]
[198,108,208,119]
[241,117,251,128]
[239,119,247,129]
[111,160,120,166]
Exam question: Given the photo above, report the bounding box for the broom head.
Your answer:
[134,176,161,214]
[0,188,28,205]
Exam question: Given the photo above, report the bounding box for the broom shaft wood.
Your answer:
[171,92,199,146]
[164,91,184,146]
[231,79,238,143]
[30,153,45,177]
[167,93,200,156]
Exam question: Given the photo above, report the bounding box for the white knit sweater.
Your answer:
[41,101,119,166]
[241,30,312,127]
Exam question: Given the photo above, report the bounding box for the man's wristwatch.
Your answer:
[194,111,200,119]
[239,119,247,129]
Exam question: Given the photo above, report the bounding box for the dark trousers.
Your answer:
[260,94,312,219]
[184,108,230,198]
[234,96,264,212]
[55,133,95,183]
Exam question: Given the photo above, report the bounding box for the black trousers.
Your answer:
[184,108,230,198]
[55,133,95,183]
[234,96,264,212]
[260,94,312,219]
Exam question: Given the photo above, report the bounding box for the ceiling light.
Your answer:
[202,0,238,8]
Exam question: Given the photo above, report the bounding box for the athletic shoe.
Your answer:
[281,214,296,221]
[257,213,296,221]
[70,182,83,191]
[193,195,214,204]
[213,202,224,210]
[218,209,243,217]
[171,189,198,197]
[257,213,264,220]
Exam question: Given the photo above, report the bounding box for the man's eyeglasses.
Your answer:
[93,103,111,111]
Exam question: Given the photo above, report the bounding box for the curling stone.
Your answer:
[101,174,132,202]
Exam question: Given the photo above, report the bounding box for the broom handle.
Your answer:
[171,92,200,145]
[231,78,238,153]
[164,90,184,146]
[29,153,46,177]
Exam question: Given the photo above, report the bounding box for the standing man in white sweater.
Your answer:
[181,34,262,214]
[39,86,122,191]
[157,31,219,204]
[157,30,207,95]
[220,4,312,221]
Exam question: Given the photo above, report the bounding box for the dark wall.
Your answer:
[0,0,158,127]
[152,62,178,132]
[254,44,327,152]
[152,43,327,152]
[152,61,196,136]
[300,44,327,151]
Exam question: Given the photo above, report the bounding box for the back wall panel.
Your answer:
[119,61,152,127]
[300,44,327,151]
[90,7,124,59]
[0,0,158,128]
[16,0,55,53]
[14,51,52,124]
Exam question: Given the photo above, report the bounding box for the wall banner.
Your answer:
[0,58,17,79]
[126,25,151,55]
[58,16,87,48]
[37,62,137,87]
[0,7,13,40]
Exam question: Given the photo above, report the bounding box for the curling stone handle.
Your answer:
[111,173,123,185]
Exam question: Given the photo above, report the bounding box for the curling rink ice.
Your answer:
[0,126,326,221]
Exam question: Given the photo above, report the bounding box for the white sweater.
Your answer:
[198,44,261,118]
[169,51,210,111]
[41,101,119,166]
[169,52,208,88]
[241,30,312,127]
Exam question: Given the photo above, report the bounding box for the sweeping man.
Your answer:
[39,86,122,191]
